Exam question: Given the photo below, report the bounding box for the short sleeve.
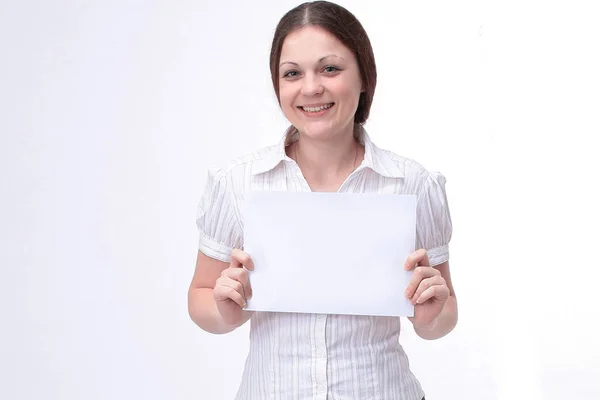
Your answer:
[196,167,243,263]
[415,172,453,266]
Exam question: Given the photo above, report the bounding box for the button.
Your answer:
[317,314,325,319]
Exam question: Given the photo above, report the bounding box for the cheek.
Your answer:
[332,78,361,100]
[278,83,296,106]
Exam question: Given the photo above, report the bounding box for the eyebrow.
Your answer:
[279,54,344,68]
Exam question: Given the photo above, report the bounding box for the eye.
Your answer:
[323,65,341,74]
[282,70,300,78]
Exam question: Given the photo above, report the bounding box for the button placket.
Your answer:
[314,313,328,398]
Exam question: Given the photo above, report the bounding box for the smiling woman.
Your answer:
[188,1,456,399]
[271,2,376,146]
[277,26,364,140]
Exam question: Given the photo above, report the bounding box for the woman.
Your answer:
[188,1,457,399]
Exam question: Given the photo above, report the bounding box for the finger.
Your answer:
[231,249,255,271]
[416,284,449,304]
[404,266,440,299]
[215,277,247,307]
[219,275,246,299]
[224,267,253,299]
[411,275,445,304]
[404,249,430,270]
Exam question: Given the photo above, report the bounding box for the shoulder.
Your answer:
[372,144,445,193]
[204,140,283,187]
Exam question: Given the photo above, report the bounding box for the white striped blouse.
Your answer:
[196,127,453,400]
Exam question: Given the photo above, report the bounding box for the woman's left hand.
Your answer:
[404,249,450,329]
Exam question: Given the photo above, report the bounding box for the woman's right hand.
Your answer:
[213,249,254,327]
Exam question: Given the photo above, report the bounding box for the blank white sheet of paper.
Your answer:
[242,191,416,317]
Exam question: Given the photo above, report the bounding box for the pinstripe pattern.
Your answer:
[196,128,452,400]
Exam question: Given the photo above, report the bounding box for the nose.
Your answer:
[300,73,324,96]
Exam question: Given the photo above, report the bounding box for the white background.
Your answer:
[1,0,599,399]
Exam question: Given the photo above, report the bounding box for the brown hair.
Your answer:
[269,1,377,139]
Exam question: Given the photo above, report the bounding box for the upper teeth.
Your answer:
[302,103,333,112]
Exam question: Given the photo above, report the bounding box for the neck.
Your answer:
[292,124,364,189]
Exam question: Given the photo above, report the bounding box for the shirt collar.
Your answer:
[250,126,405,178]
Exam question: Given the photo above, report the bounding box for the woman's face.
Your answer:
[278,25,363,140]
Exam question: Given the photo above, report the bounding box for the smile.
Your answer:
[298,103,334,113]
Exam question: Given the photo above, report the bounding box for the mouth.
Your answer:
[297,102,335,113]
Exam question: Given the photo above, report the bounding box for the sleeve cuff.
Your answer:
[198,231,233,263]
[427,244,449,266]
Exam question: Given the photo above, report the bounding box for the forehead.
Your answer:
[280,25,354,62]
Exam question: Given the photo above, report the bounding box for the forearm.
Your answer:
[413,295,458,340]
[188,288,252,334]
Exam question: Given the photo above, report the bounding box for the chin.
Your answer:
[296,123,338,139]
[298,119,355,140]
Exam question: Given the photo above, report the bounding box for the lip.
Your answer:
[298,102,334,107]
[297,102,335,117]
